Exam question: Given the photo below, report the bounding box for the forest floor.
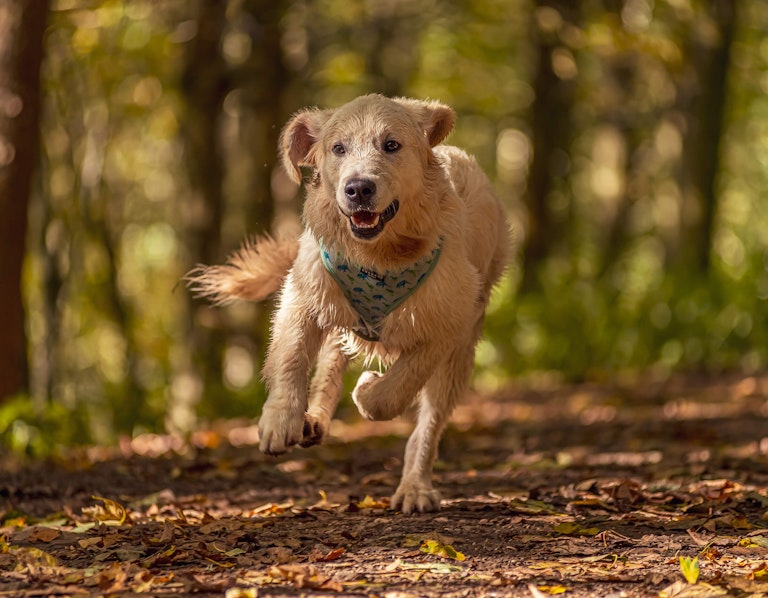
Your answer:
[3,373,768,597]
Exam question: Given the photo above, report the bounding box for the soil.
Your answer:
[3,373,768,597]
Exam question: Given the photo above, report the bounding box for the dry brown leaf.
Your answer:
[77,536,102,549]
[12,545,59,568]
[85,496,131,526]
[356,495,389,509]
[659,580,728,597]
[27,526,61,542]
[249,502,295,517]
[309,546,345,562]
[267,564,343,592]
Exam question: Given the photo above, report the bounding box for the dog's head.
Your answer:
[279,95,455,250]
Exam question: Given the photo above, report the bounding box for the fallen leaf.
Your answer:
[403,535,422,548]
[116,547,144,562]
[3,516,26,528]
[72,522,97,534]
[357,495,389,509]
[27,526,61,543]
[679,556,700,584]
[12,545,59,567]
[725,572,768,593]
[738,535,768,549]
[387,559,463,574]
[78,537,102,549]
[659,580,727,597]
[132,570,161,593]
[553,522,600,536]
[537,585,568,595]
[268,564,342,591]
[250,501,295,517]
[568,498,618,512]
[309,546,345,562]
[141,545,176,566]
[509,499,565,516]
[420,539,466,561]
[86,496,130,525]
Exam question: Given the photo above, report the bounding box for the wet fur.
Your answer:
[188,94,509,513]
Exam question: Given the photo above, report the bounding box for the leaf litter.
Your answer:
[2,374,768,596]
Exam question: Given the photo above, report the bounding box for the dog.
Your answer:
[188,94,509,513]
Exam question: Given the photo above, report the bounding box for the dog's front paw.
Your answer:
[299,412,330,448]
[258,404,304,455]
[391,478,442,514]
[352,370,400,421]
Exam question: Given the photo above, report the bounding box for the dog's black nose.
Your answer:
[344,178,377,204]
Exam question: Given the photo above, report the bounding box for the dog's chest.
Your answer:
[320,241,442,341]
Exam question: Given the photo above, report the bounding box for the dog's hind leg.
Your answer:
[391,339,476,514]
[301,331,349,447]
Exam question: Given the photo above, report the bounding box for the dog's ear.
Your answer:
[395,98,456,147]
[279,108,330,184]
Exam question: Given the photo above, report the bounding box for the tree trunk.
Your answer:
[234,0,291,376]
[594,22,642,278]
[521,0,579,292]
[177,0,230,432]
[678,0,736,273]
[182,0,228,266]
[0,0,49,402]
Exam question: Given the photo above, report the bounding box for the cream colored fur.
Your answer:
[189,94,509,513]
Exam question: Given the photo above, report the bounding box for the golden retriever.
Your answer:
[188,94,509,513]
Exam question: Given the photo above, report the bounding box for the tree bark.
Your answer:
[0,1,49,401]
[678,0,736,273]
[182,0,228,266]
[177,0,230,431]
[521,0,579,292]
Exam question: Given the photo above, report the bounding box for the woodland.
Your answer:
[1,1,768,596]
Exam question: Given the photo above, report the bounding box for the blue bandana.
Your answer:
[320,239,443,341]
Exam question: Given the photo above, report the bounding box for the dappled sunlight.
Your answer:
[223,345,255,391]
[5,4,768,595]
[1,0,767,451]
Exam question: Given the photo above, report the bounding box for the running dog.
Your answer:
[188,94,509,513]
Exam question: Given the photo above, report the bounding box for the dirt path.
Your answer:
[2,374,768,597]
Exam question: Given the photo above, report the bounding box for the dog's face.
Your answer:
[280,95,455,248]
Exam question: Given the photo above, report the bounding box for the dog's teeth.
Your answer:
[352,212,380,229]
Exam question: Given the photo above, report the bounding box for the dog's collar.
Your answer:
[320,239,443,341]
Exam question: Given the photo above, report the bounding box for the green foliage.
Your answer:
[0,394,88,456]
[483,260,766,382]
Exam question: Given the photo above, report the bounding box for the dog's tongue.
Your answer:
[351,211,380,229]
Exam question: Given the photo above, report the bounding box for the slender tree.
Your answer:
[230,0,291,379]
[0,1,49,402]
[178,0,230,428]
[521,0,580,291]
[677,0,736,273]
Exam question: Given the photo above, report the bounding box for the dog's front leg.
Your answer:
[259,295,324,455]
[301,330,350,447]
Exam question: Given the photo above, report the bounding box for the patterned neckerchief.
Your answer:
[320,239,443,341]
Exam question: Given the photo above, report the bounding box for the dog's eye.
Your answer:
[384,140,400,153]
[332,144,346,156]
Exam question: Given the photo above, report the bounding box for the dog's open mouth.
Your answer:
[347,200,399,239]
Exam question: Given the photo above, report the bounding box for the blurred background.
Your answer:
[0,0,766,453]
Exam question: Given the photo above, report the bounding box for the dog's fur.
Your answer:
[188,94,509,513]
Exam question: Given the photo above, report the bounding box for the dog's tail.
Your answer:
[186,235,299,304]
